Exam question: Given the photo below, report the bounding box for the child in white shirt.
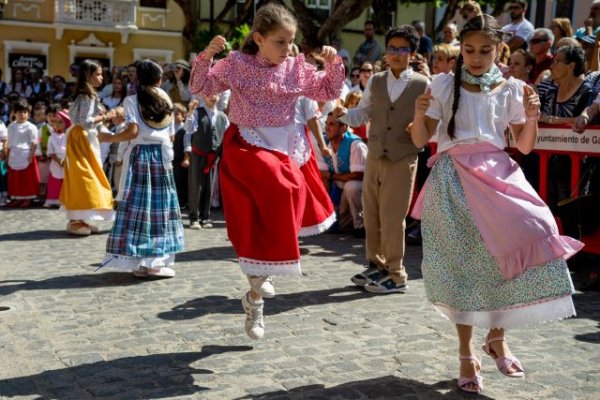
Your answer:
[44,110,70,208]
[7,100,39,208]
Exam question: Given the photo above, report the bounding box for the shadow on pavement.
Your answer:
[0,345,252,400]
[573,291,600,343]
[233,375,494,399]
[158,286,379,321]
[176,245,238,263]
[0,229,76,241]
[0,272,144,296]
[299,234,366,265]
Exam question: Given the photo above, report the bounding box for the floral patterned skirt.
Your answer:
[421,154,575,329]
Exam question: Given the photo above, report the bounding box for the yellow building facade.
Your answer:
[0,0,186,81]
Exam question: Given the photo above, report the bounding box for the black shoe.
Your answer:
[353,227,366,238]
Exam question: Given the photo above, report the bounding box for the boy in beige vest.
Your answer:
[335,25,428,293]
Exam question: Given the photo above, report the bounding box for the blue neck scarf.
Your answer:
[461,64,504,93]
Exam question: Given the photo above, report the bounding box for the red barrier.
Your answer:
[528,124,600,254]
[526,124,600,201]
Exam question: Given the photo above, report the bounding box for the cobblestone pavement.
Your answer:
[0,207,599,400]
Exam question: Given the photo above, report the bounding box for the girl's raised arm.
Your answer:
[301,46,345,103]
[190,35,233,97]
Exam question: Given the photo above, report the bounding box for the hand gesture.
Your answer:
[523,85,540,119]
[206,35,228,59]
[188,99,200,113]
[573,114,590,134]
[321,46,337,64]
[106,109,117,120]
[416,60,431,79]
[414,88,433,118]
[332,106,347,119]
[320,146,333,158]
[174,67,184,81]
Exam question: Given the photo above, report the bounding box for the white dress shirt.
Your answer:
[345,68,416,127]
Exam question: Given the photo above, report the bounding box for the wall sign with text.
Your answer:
[8,53,47,70]
[535,126,600,154]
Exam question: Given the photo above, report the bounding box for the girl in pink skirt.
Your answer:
[410,15,582,394]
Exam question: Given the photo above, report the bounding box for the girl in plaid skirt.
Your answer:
[98,60,184,278]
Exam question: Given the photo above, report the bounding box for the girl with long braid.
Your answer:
[98,60,184,278]
[410,15,582,393]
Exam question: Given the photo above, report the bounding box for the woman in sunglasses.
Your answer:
[357,62,374,92]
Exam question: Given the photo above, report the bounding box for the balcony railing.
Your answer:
[55,0,136,28]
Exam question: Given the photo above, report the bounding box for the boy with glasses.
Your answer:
[334,25,428,294]
[501,1,534,52]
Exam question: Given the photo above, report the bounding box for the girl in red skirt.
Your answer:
[7,100,40,208]
[190,2,344,340]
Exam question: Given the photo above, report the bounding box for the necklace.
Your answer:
[461,64,504,93]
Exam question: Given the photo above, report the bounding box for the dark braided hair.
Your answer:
[136,59,173,125]
[448,14,503,139]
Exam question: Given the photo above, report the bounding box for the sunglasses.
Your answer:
[509,5,523,10]
[360,68,374,73]
[387,46,412,56]
[351,73,360,78]
[529,38,547,45]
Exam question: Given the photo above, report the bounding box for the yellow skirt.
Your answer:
[59,125,114,220]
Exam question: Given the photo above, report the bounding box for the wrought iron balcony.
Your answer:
[55,0,136,28]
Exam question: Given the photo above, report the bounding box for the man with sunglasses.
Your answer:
[501,0,534,52]
[528,28,554,83]
[334,25,428,294]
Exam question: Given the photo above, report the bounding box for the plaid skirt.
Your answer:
[103,144,184,270]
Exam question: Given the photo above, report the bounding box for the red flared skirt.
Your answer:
[8,160,40,199]
[219,124,334,276]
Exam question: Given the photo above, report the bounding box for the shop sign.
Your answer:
[8,53,47,70]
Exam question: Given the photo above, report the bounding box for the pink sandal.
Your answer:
[458,355,484,394]
[482,336,525,378]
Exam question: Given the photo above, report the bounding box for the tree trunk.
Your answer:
[172,0,198,52]
[290,0,373,49]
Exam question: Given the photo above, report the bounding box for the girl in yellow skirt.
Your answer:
[60,60,116,236]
